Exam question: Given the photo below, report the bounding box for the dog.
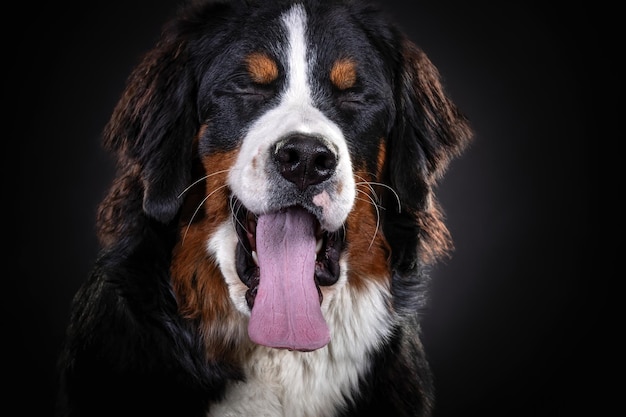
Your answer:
[57,0,472,416]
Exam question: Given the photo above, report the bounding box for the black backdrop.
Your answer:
[12,1,599,416]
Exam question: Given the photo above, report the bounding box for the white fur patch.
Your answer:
[227,3,355,232]
[207,276,394,417]
[208,222,249,315]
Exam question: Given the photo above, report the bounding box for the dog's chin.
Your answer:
[233,200,345,310]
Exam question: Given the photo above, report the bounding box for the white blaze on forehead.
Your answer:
[281,4,311,107]
[228,4,355,228]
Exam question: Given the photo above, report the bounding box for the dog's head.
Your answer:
[97,0,472,353]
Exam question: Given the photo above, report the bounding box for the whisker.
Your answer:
[177,169,230,199]
[229,197,252,257]
[354,179,401,213]
[181,183,229,244]
[354,190,385,210]
[354,173,379,202]
[354,195,384,211]
[230,198,248,233]
[353,174,401,250]
[355,189,382,250]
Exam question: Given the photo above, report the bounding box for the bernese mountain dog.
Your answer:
[57,0,473,416]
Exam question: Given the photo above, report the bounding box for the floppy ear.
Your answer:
[384,38,473,270]
[106,34,197,220]
[95,16,201,247]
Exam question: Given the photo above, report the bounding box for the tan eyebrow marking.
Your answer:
[245,52,279,84]
[330,58,357,90]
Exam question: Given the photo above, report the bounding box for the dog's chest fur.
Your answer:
[208,280,393,417]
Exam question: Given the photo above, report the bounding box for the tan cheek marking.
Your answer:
[330,58,357,90]
[199,150,238,225]
[196,123,208,141]
[376,139,387,181]
[246,52,279,84]
[171,148,247,361]
[346,169,391,290]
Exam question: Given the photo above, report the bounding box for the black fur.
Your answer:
[57,1,472,416]
[57,219,233,417]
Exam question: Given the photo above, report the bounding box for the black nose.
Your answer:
[273,134,337,191]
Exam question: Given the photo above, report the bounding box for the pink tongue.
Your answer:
[248,206,330,351]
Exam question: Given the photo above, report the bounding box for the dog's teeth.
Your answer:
[252,250,259,266]
[316,238,323,254]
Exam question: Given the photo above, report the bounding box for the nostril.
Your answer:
[276,147,300,166]
[315,150,336,170]
[313,150,337,181]
[273,134,337,191]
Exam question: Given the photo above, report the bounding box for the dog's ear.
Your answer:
[95,2,240,247]
[384,38,473,269]
[96,3,231,247]
[103,29,197,226]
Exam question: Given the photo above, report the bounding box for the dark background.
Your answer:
[12,0,601,416]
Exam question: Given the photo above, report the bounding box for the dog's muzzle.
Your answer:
[232,133,347,352]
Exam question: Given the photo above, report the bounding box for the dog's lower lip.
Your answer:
[246,212,257,252]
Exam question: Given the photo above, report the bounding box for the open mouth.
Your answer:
[232,199,345,351]
[234,202,345,306]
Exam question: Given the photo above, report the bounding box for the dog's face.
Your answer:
[199,3,395,351]
[97,0,472,355]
